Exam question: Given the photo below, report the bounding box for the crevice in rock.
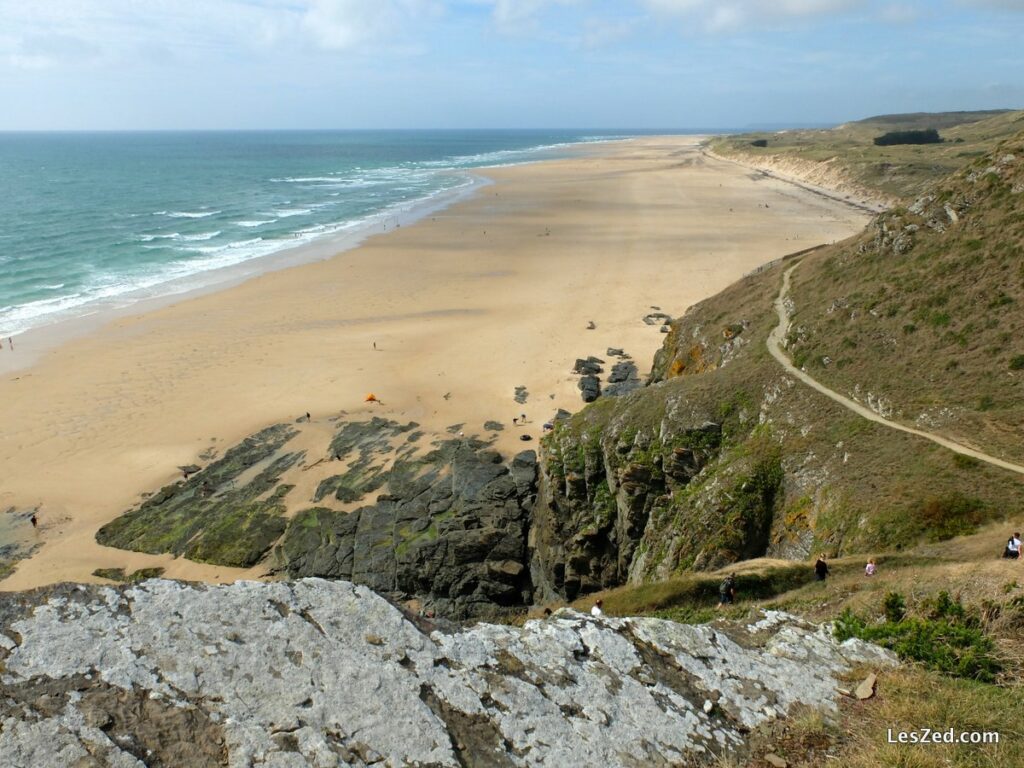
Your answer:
[418,683,518,768]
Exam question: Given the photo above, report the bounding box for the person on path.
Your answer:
[590,599,603,617]
[864,559,876,577]
[719,575,736,607]
[814,554,829,581]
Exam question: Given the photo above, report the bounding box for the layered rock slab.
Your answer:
[0,579,894,767]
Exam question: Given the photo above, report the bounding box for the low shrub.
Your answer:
[834,591,1000,682]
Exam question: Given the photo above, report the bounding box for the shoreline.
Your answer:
[0,135,871,590]
[0,173,494,375]
[0,136,634,374]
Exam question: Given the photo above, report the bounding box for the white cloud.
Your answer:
[0,0,438,71]
[301,0,438,50]
[638,0,865,31]
[878,3,921,23]
[957,0,1024,9]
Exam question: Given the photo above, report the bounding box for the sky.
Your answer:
[1,0,1022,130]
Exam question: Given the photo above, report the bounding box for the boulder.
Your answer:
[578,375,601,403]
[573,357,604,375]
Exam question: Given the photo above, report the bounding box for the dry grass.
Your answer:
[576,524,1024,766]
[711,109,1024,202]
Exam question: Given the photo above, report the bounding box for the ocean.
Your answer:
[0,130,648,337]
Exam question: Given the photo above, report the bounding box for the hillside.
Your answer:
[708,109,1024,204]
[784,133,1024,464]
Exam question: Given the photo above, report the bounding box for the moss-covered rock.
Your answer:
[96,424,302,568]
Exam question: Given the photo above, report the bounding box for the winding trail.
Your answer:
[768,261,1024,477]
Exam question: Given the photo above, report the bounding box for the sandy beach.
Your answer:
[0,136,870,590]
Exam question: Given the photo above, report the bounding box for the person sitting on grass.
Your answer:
[864,559,876,577]
[1005,532,1022,560]
[718,575,736,608]
[590,599,603,617]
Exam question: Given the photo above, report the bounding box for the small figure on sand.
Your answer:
[30,512,38,529]
[513,417,518,426]
[520,413,526,423]
[7,336,12,351]
[373,341,377,350]
[305,412,311,421]
[365,393,382,405]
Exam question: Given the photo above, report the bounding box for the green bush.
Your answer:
[916,493,987,541]
[1009,355,1024,371]
[883,591,907,623]
[834,592,1000,682]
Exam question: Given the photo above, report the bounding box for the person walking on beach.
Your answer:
[30,512,38,529]
[814,554,829,581]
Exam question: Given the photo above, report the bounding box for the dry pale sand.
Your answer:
[0,136,870,590]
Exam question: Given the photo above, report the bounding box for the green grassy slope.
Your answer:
[709,109,1024,202]
[784,130,1024,463]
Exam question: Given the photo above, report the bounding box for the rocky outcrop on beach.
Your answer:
[0,579,895,767]
[277,441,537,620]
[95,423,302,568]
[95,417,537,619]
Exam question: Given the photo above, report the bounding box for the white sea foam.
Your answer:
[2,133,615,337]
[165,210,221,219]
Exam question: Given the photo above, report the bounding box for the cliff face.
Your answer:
[531,133,1024,597]
[0,579,894,767]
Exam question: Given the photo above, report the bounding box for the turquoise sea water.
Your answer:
[0,130,655,336]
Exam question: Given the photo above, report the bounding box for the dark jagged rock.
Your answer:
[514,386,529,404]
[604,379,643,397]
[0,508,39,581]
[554,408,573,421]
[606,347,627,358]
[608,360,638,384]
[572,357,604,375]
[578,375,601,403]
[96,424,302,568]
[643,311,672,326]
[484,420,505,431]
[277,440,538,620]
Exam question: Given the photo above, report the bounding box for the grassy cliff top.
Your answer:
[710,109,1024,202]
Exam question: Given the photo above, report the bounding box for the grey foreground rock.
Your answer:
[0,579,895,768]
